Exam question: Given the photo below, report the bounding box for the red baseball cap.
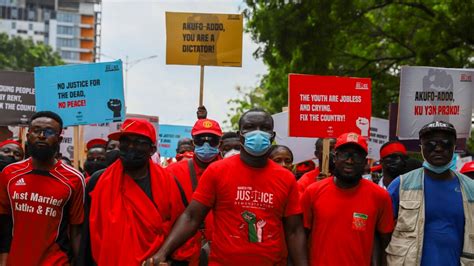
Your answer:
[191,119,223,137]
[0,139,22,149]
[380,141,407,159]
[335,132,368,153]
[460,161,474,174]
[108,118,157,144]
[86,138,107,150]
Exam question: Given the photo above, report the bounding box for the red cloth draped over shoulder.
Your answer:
[89,159,181,266]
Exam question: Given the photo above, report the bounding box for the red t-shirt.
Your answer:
[193,156,301,266]
[297,168,319,195]
[0,158,85,265]
[301,177,394,266]
[166,157,213,264]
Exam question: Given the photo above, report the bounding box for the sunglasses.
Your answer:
[335,151,365,163]
[193,135,220,147]
[422,139,454,152]
[119,136,152,149]
[29,128,59,138]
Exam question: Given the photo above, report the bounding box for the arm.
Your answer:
[145,200,210,265]
[283,214,308,266]
[70,224,81,263]
[379,233,391,266]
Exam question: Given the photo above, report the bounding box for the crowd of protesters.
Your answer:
[0,107,472,266]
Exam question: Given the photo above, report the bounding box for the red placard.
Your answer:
[288,74,371,138]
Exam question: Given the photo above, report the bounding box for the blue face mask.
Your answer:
[242,130,272,156]
[422,153,456,174]
[194,142,219,163]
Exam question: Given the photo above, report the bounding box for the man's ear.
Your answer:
[58,136,63,145]
[270,131,276,142]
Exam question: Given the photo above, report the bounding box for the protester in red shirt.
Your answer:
[297,138,336,194]
[79,118,186,266]
[144,108,307,266]
[166,118,223,265]
[174,138,194,162]
[0,111,85,265]
[302,132,394,266]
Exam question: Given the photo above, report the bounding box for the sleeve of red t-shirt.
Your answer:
[301,187,313,229]
[192,165,216,208]
[68,176,85,225]
[376,190,395,234]
[284,176,302,217]
[0,172,10,215]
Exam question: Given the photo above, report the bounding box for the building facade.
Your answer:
[0,0,101,64]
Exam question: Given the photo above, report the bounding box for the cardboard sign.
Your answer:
[367,117,389,160]
[34,60,125,127]
[166,12,243,67]
[397,66,474,139]
[288,74,372,138]
[158,124,193,158]
[0,71,36,126]
[272,111,317,164]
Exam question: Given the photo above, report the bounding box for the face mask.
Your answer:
[223,149,240,158]
[0,155,16,171]
[242,130,272,156]
[195,142,219,163]
[27,141,58,162]
[362,174,372,181]
[84,160,108,175]
[105,149,120,166]
[119,149,149,170]
[422,152,456,174]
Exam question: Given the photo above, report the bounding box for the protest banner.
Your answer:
[0,71,36,126]
[166,12,243,67]
[166,12,243,106]
[158,124,193,158]
[397,66,474,139]
[288,74,372,138]
[367,117,389,160]
[272,111,317,164]
[34,60,125,127]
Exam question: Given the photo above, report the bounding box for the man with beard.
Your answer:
[297,138,336,195]
[166,118,222,265]
[144,109,307,266]
[387,121,474,265]
[301,132,394,265]
[378,141,408,189]
[83,138,107,180]
[0,111,85,265]
[79,118,185,266]
[0,140,24,171]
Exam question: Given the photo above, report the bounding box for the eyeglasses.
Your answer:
[422,139,454,152]
[193,135,220,147]
[119,136,152,149]
[335,151,365,163]
[29,128,59,138]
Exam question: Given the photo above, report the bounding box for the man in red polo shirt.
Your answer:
[297,137,336,194]
[145,108,307,266]
[166,118,222,265]
[302,132,394,266]
[0,111,85,265]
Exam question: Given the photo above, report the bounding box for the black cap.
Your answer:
[419,121,457,139]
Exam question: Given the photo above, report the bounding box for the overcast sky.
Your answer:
[100,0,267,129]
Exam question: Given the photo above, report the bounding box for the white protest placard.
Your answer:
[367,117,389,160]
[397,66,474,139]
[272,111,317,164]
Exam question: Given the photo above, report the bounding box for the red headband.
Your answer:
[0,140,23,150]
[380,142,407,159]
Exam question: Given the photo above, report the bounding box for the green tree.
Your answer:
[227,0,473,126]
[0,33,63,71]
